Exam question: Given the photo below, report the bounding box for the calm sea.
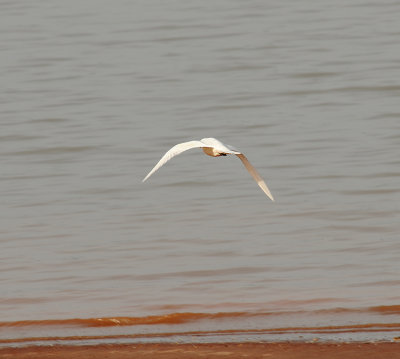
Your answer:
[1,0,399,345]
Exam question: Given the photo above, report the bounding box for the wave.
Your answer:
[1,305,399,329]
[1,323,400,345]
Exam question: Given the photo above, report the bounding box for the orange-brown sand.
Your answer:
[1,342,399,359]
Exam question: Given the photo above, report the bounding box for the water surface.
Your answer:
[1,0,399,345]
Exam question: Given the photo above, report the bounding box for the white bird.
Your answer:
[142,137,274,201]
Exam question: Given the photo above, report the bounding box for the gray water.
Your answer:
[1,0,400,325]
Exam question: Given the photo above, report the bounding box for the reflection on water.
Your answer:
[1,0,399,344]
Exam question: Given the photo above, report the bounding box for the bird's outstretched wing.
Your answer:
[142,141,205,182]
[236,154,274,201]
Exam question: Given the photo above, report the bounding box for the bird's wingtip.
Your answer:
[266,193,275,201]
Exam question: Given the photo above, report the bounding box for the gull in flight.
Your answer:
[142,138,274,201]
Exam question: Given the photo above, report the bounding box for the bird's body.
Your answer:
[142,137,274,201]
[202,146,225,157]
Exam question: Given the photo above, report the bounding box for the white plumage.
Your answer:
[142,137,274,201]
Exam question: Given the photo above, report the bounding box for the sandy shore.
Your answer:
[1,342,399,359]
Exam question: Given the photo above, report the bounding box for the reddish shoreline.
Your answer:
[1,342,399,359]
